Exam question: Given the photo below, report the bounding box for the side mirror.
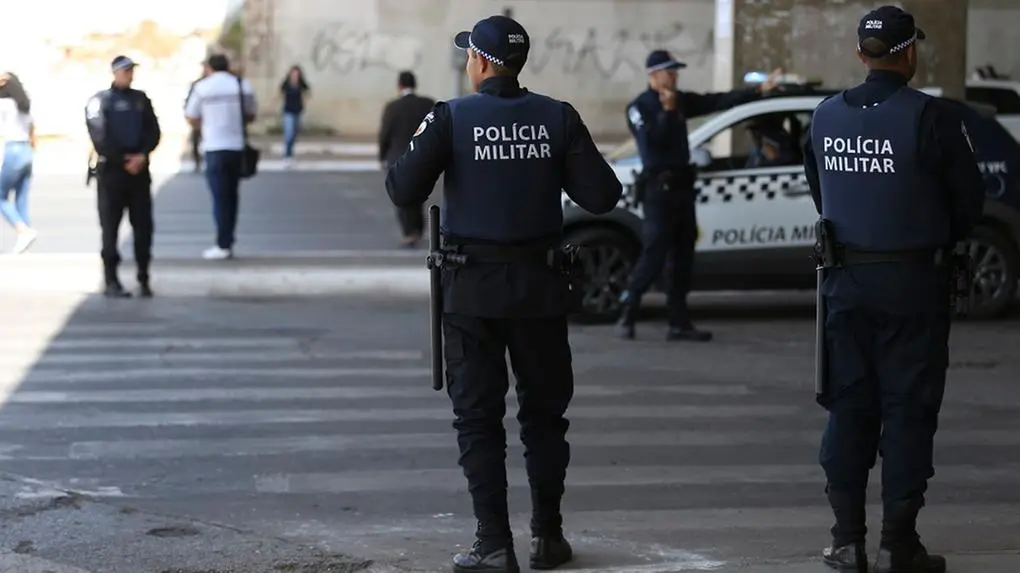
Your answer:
[690,146,712,168]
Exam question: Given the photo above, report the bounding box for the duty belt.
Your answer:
[841,247,947,266]
[449,243,560,266]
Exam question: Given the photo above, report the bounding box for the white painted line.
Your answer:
[7,384,751,404]
[0,350,425,366]
[19,367,430,383]
[62,429,1020,460]
[0,405,800,429]
[253,463,1020,494]
[31,338,301,350]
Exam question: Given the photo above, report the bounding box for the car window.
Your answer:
[965,87,1020,114]
[698,111,813,172]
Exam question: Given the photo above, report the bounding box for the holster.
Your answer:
[442,242,588,314]
[949,242,975,317]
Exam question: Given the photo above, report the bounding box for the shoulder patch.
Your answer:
[413,111,435,138]
[627,105,643,128]
[85,97,103,119]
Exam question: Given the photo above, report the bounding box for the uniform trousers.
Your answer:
[97,169,153,283]
[624,178,697,326]
[443,312,574,542]
[818,263,951,550]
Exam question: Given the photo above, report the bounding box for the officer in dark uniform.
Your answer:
[385,15,622,573]
[85,55,162,298]
[802,6,984,573]
[616,51,781,341]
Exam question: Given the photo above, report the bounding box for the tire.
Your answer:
[962,223,1019,320]
[562,226,639,323]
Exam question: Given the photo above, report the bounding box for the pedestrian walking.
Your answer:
[186,65,210,172]
[802,6,985,572]
[616,50,782,342]
[378,70,435,246]
[279,64,309,167]
[84,56,161,297]
[385,14,622,572]
[184,53,258,260]
[0,71,37,253]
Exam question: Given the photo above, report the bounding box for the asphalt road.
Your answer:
[0,168,1018,572]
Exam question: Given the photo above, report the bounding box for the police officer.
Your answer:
[616,50,782,341]
[802,6,984,572]
[85,55,162,298]
[385,15,622,573]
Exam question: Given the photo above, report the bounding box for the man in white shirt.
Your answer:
[184,54,258,260]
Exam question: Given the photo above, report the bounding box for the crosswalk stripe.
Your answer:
[253,464,1020,494]
[60,429,1020,460]
[19,367,432,382]
[17,338,305,350]
[5,384,752,403]
[0,350,425,366]
[0,405,801,430]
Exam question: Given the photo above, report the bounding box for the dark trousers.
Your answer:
[396,205,424,238]
[443,313,575,541]
[190,129,202,167]
[204,150,243,249]
[97,171,153,283]
[818,265,951,549]
[624,180,698,326]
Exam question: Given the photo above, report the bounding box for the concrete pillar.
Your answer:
[714,0,970,99]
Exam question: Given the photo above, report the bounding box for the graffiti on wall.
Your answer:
[309,22,422,75]
[529,22,713,81]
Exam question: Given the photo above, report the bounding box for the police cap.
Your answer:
[857,5,926,58]
[453,15,530,71]
[111,55,137,72]
[645,50,687,73]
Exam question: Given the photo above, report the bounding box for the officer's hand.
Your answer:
[658,88,677,111]
[0,73,7,87]
[124,154,146,174]
[758,68,784,94]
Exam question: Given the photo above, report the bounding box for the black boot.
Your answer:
[823,487,868,571]
[875,499,945,573]
[138,274,153,298]
[530,535,572,570]
[452,540,520,573]
[615,292,637,340]
[873,544,946,573]
[103,281,131,298]
[665,322,712,342]
[822,542,867,572]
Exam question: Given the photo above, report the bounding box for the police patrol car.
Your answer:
[562,75,1020,321]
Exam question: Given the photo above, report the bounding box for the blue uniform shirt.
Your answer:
[810,86,949,250]
[804,70,984,244]
[85,85,161,166]
[385,75,622,241]
[626,86,761,175]
[441,90,567,242]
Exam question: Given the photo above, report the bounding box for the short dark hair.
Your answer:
[207,54,230,72]
[860,38,908,64]
[397,71,416,89]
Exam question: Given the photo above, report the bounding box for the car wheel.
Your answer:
[962,224,1019,320]
[563,226,638,323]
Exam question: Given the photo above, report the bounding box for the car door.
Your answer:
[966,85,1020,142]
[691,109,820,288]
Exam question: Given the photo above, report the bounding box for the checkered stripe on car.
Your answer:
[695,170,807,204]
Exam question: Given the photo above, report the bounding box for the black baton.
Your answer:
[427,204,443,391]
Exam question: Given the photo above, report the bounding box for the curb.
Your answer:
[0,552,92,573]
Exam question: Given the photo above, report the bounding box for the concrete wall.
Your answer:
[243,0,717,139]
[244,0,1020,140]
[0,0,237,138]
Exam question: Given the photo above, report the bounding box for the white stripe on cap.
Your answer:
[645,60,680,74]
[468,37,506,67]
[858,31,917,56]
